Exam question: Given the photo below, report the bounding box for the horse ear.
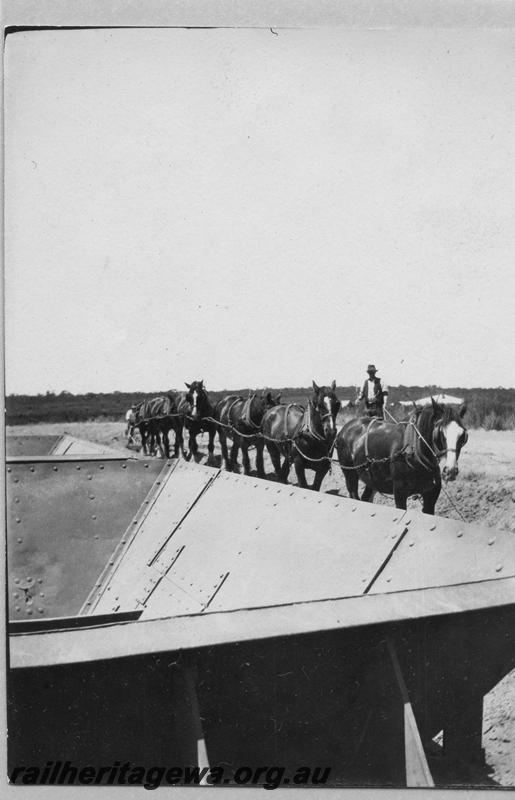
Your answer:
[185,382,191,389]
[200,380,204,388]
[431,396,440,413]
[331,379,336,390]
[275,393,281,404]
[459,403,467,418]
[312,380,320,392]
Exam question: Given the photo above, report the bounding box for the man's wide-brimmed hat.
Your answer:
[367,364,377,373]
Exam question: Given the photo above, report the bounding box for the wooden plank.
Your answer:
[386,637,434,787]
[183,665,210,784]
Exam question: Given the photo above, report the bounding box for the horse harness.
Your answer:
[282,403,303,441]
[227,396,244,426]
[363,417,383,486]
[242,395,262,431]
[358,414,456,487]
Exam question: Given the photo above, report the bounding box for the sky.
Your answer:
[4,27,515,393]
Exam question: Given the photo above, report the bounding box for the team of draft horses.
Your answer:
[126,381,468,514]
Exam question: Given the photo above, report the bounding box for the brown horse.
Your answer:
[215,391,281,477]
[134,399,154,455]
[336,399,468,513]
[182,380,217,464]
[138,394,188,459]
[261,380,341,490]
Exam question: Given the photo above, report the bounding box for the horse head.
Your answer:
[431,398,468,481]
[184,379,208,421]
[312,379,341,438]
[262,390,282,407]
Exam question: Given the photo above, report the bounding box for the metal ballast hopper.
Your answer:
[7,449,515,787]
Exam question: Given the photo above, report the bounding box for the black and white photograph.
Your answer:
[4,0,515,792]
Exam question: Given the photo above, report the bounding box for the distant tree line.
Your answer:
[5,386,515,429]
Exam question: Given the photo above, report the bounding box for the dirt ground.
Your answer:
[7,422,515,785]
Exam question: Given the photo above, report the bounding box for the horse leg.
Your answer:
[149,425,158,456]
[393,486,407,510]
[422,477,441,515]
[279,453,291,483]
[139,426,147,455]
[255,440,266,479]
[360,483,376,503]
[341,466,359,500]
[163,426,171,459]
[172,421,180,458]
[241,443,251,475]
[293,455,308,489]
[179,423,188,459]
[157,425,167,458]
[230,439,240,472]
[188,431,198,462]
[312,462,330,492]
[147,426,155,456]
[266,442,283,480]
[218,428,232,471]
[155,428,166,459]
[206,428,216,466]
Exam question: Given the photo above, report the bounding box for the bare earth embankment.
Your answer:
[7,423,515,785]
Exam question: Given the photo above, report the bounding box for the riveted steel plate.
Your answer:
[52,435,129,457]
[7,458,163,620]
[142,473,407,618]
[88,460,219,615]
[88,462,407,620]
[6,435,64,457]
[368,510,515,594]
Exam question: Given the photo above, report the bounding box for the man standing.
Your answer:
[125,402,139,443]
[357,364,389,419]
